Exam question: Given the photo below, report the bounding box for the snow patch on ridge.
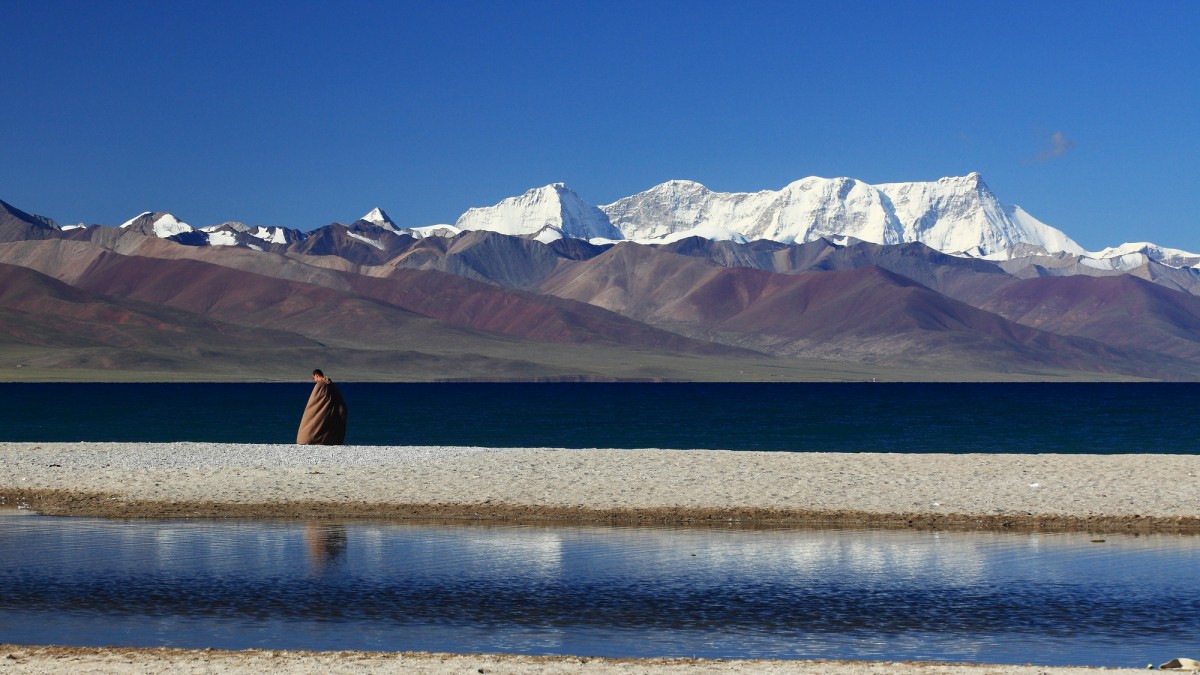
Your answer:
[404,224,461,239]
[206,231,239,247]
[346,231,385,250]
[202,221,252,233]
[250,226,289,245]
[651,223,751,245]
[149,214,193,238]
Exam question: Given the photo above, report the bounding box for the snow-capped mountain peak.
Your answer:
[602,176,903,246]
[188,221,298,247]
[359,207,398,231]
[119,212,195,238]
[53,172,1194,270]
[871,173,1084,256]
[403,223,462,239]
[455,184,622,241]
[601,180,720,242]
[1090,242,1200,269]
[601,173,1086,257]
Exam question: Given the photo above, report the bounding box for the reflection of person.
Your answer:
[297,369,348,445]
[303,523,347,570]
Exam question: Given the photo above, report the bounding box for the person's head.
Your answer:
[312,369,325,381]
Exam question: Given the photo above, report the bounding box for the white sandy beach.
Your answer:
[2,442,1198,674]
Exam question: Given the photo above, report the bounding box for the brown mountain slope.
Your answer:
[356,267,730,353]
[767,241,1200,364]
[978,274,1200,362]
[0,262,364,375]
[0,262,322,350]
[541,244,1186,376]
[59,245,745,358]
[385,230,594,289]
[59,227,370,284]
[0,199,60,244]
[0,259,404,376]
[1,250,788,381]
[658,236,1016,305]
[61,249,507,350]
[379,229,557,287]
[7,207,1200,380]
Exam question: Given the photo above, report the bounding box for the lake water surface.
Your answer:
[3,381,1200,452]
[5,382,1198,665]
[2,510,1197,667]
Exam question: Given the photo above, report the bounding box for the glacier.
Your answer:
[601,173,1086,257]
[440,173,1100,261]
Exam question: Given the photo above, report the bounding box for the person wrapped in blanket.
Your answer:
[297,369,348,445]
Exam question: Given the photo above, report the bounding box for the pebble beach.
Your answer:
[3,442,1198,673]
[3,443,1199,531]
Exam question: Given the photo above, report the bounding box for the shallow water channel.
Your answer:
[2,510,1197,667]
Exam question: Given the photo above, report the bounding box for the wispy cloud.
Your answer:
[1030,130,1076,162]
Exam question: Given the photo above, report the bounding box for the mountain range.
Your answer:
[3,173,1200,381]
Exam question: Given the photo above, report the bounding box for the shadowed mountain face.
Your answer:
[0,200,60,244]
[286,223,416,265]
[4,196,1200,381]
[388,229,589,288]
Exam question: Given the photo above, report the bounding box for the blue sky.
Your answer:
[3,0,1197,251]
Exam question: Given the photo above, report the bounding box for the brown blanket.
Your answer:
[296,378,348,445]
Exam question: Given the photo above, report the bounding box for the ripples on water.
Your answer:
[1,510,1198,666]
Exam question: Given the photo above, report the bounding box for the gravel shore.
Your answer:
[3,442,1198,674]
[2,443,1199,531]
[0,645,1163,674]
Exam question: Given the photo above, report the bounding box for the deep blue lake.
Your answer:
[1,381,1198,452]
[2,512,1197,667]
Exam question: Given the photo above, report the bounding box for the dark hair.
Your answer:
[313,369,324,377]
